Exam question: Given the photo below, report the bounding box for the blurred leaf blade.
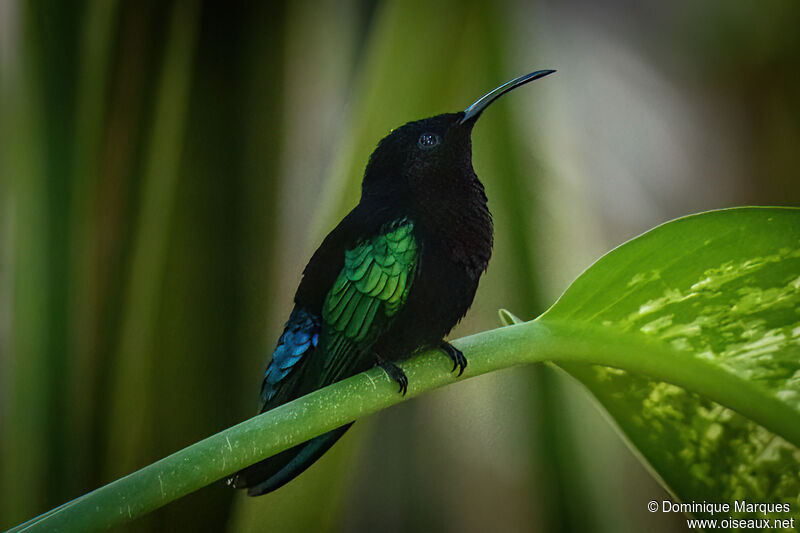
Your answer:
[313,0,490,236]
[105,0,200,478]
[65,0,120,496]
[474,11,596,530]
[541,206,800,522]
[1,3,51,522]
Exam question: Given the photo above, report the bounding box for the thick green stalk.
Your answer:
[10,318,799,532]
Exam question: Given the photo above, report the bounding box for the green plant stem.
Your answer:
[10,318,800,532]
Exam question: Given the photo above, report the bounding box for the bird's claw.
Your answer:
[376,355,408,396]
[440,341,467,377]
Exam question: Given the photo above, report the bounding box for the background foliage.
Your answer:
[1,1,799,531]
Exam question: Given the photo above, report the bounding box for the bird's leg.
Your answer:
[375,354,408,396]
[439,341,467,377]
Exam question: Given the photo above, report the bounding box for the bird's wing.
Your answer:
[258,218,418,408]
[237,219,418,493]
[318,218,418,383]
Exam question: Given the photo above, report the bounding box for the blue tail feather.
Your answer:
[262,308,320,404]
[230,307,353,495]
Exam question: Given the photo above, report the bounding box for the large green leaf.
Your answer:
[537,207,800,525]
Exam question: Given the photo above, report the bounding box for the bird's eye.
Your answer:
[417,133,440,149]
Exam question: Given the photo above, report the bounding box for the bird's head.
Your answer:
[360,70,556,216]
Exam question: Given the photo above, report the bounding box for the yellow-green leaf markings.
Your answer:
[539,207,800,526]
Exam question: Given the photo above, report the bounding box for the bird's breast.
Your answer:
[417,201,493,281]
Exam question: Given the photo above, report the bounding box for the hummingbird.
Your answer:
[230,70,556,496]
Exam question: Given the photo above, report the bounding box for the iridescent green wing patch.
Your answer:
[322,219,418,344]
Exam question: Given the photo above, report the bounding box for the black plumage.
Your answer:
[230,70,555,495]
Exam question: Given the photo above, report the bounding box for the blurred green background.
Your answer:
[1,0,798,531]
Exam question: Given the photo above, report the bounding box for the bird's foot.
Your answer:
[439,341,467,377]
[376,355,408,396]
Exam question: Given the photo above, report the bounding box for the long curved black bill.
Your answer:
[460,69,556,125]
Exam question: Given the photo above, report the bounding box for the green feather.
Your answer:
[357,262,383,294]
[366,274,388,297]
[347,254,373,282]
[321,219,418,349]
[328,285,357,324]
[378,272,400,300]
[346,297,375,340]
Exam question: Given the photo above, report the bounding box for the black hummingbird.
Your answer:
[230,70,555,496]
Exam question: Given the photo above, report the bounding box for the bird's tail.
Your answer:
[229,423,353,496]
